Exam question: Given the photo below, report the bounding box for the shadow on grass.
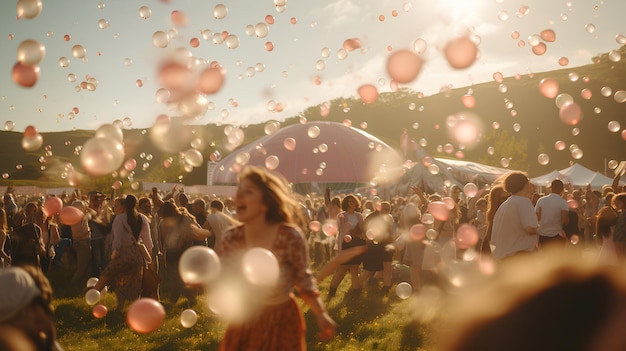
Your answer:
[399,319,425,351]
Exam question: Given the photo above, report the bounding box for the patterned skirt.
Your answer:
[101,243,144,302]
[220,295,306,351]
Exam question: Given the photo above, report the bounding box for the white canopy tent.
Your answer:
[532,163,618,190]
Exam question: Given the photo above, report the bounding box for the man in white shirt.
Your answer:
[491,172,539,260]
[535,179,569,249]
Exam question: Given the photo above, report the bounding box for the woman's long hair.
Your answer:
[124,195,142,239]
[238,165,305,229]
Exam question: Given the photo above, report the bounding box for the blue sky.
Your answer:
[1,0,624,133]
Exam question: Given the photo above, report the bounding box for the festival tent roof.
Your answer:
[530,170,571,188]
[210,121,404,187]
[559,163,614,188]
[433,158,511,185]
[532,163,616,189]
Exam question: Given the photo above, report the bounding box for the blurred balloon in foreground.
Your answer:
[538,78,559,98]
[127,298,165,334]
[180,309,198,328]
[559,102,583,126]
[59,206,84,225]
[241,248,279,288]
[427,201,450,221]
[386,49,423,83]
[309,220,321,232]
[17,39,45,65]
[17,0,42,19]
[43,196,63,217]
[179,246,221,285]
[444,35,478,69]
[322,221,338,236]
[455,224,479,249]
[396,282,412,299]
[358,84,379,104]
[80,137,125,177]
[22,125,43,151]
[12,61,40,87]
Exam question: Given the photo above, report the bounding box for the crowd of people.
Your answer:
[1,166,626,350]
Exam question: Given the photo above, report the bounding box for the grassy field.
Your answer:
[48,262,436,351]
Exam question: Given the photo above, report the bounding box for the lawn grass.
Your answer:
[48,261,437,351]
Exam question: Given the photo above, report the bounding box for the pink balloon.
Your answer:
[12,61,40,87]
[344,234,352,243]
[463,183,478,198]
[409,224,426,241]
[540,29,556,42]
[59,206,84,225]
[322,222,338,237]
[444,36,478,69]
[197,67,225,95]
[93,304,108,318]
[43,197,63,217]
[309,220,321,232]
[538,78,559,98]
[442,197,456,210]
[127,298,165,334]
[358,84,379,104]
[455,224,479,249]
[124,158,137,171]
[386,49,424,83]
[283,137,297,151]
[532,42,547,55]
[559,102,583,126]
[461,94,475,108]
[427,201,450,221]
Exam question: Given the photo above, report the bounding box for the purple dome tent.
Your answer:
[210,121,404,193]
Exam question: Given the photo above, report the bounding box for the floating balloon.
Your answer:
[22,125,43,151]
[463,183,478,198]
[197,66,225,94]
[138,6,151,19]
[396,282,412,299]
[85,289,101,306]
[421,213,434,225]
[92,304,108,318]
[444,36,478,69]
[43,196,63,217]
[555,93,574,108]
[184,149,204,167]
[16,0,43,19]
[538,78,559,98]
[386,49,423,83]
[241,248,280,288]
[213,4,228,19]
[265,155,279,170]
[309,220,321,232]
[95,123,123,142]
[307,126,321,138]
[283,137,297,151]
[344,234,352,243]
[127,298,166,334]
[178,309,198,330]
[152,31,169,48]
[455,224,479,249]
[427,201,449,221]
[80,137,125,177]
[358,84,379,104]
[537,153,550,165]
[178,246,221,285]
[17,39,45,65]
[559,102,583,126]
[322,221,338,236]
[124,158,137,171]
[86,277,99,288]
[12,61,40,87]
[59,206,84,225]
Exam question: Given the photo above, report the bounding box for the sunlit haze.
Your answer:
[0,0,624,132]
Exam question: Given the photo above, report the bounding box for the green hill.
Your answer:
[1,47,625,190]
